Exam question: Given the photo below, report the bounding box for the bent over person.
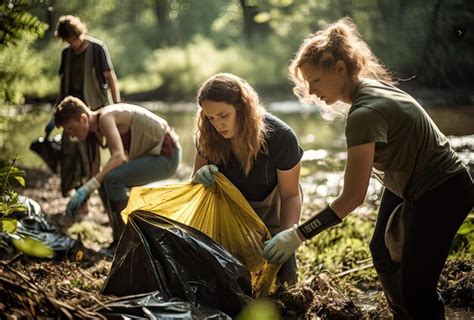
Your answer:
[49,15,120,199]
[263,18,473,319]
[53,96,181,248]
[192,73,304,285]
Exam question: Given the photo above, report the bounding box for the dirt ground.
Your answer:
[1,167,472,319]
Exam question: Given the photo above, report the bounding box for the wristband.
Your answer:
[298,205,342,239]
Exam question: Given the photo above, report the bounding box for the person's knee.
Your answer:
[102,171,126,193]
[369,236,398,273]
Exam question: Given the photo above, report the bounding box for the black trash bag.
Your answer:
[29,134,61,173]
[101,210,252,318]
[98,291,231,320]
[10,196,56,232]
[12,196,79,259]
[16,227,79,259]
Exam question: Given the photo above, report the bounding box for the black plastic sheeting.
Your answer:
[11,196,79,258]
[29,134,61,173]
[98,291,231,319]
[101,210,253,318]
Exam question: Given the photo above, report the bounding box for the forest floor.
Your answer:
[1,163,472,319]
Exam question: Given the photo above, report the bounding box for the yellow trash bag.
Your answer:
[121,173,279,297]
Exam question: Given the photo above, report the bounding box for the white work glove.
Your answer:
[66,177,100,217]
[192,164,218,187]
[263,225,303,264]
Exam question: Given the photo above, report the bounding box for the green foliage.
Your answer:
[450,217,474,256]
[297,212,377,283]
[0,157,26,215]
[0,158,53,258]
[0,157,26,248]
[0,1,47,47]
[0,35,47,105]
[297,208,473,287]
[137,35,296,99]
[8,0,471,101]
[0,2,47,105]
[12,236,54,258]
[236,299,280,320]
[21,41,62,99]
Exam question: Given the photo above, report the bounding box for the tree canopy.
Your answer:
[1,0,473,102]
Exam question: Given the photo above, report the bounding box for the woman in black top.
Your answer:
[192,73,304,285]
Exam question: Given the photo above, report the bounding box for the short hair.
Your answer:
[53,96,89,127]
[54,15,87,40]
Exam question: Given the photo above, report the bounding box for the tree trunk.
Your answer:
[154,0,173,45]
[239,0,270,40]
[419,0,445,87]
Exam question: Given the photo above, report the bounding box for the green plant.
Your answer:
[0,157,53,258]
[450,217,474,256]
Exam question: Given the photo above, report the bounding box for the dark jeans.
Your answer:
[102,146,181,202]
[101,145,181,242]
[370,170,473,319]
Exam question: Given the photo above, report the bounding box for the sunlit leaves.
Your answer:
[254,11,271,24]
[0,1,48,47]
[12,236,54,258]
[457,219,474,236]
[0,217,17,233]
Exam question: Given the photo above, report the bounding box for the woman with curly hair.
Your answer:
[192,73,304,285]
[262,17,473,319]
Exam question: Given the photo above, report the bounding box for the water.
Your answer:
[6,100,474,171]
[354,290,474,319]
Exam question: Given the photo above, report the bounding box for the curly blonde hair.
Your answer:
[289,17,395,119]
[196,73,268,176]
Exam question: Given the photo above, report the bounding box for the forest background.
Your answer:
[1,0,473,109]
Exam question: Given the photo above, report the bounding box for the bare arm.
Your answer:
[94,113,127,183]
[330,142,374,219]
[192,153,208,177]
[277,161,302,229]
[104,70,121,103]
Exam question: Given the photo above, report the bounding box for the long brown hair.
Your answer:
[196,73,267,176]
[289,17,395,118]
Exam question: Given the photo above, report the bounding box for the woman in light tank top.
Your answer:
[262,17,473,319]
[53,96,181,251]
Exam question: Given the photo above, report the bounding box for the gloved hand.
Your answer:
[263,225,304,264]
[66,177,100,217]
[44,119,55,138]
[192,164,218,187]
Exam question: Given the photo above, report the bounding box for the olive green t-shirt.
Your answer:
[346,79,465,199]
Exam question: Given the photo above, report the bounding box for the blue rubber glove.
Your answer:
[263,225,304,264]
[192,164,218,187]
[66,177,100,217]
[45,119,55,138]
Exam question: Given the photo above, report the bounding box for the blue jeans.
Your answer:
[103,145,181,202]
